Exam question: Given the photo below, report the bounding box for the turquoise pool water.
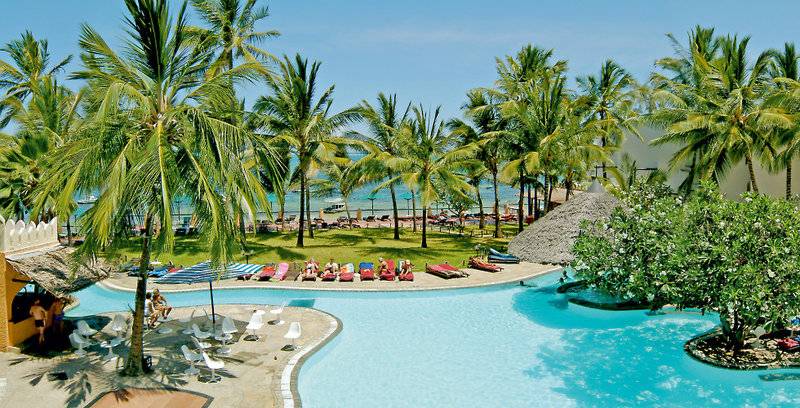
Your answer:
[69,273,800,407]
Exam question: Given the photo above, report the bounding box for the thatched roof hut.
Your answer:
[508,185,620,265]
[6,246,113,297]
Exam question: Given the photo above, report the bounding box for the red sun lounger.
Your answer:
[426,263,467,279]
[380,259,396,281]
[359,262,375,281]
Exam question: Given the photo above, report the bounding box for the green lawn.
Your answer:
[114,225,516,268]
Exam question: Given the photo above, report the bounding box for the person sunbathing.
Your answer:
[378,257,389,274]
[324,258,339,275]
[399,259,414,279]
[304,258,319,279]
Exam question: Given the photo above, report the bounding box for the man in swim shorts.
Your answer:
[29,298,47,346]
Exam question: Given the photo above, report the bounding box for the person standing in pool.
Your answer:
[49,297,66,336]
[29,299,47,346]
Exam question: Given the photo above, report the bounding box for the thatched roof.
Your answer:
[508,187,620,265]
[6,246,113,296]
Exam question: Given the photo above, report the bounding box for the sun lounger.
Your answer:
[380,259,396,281]
[778,338,800,351]
[488,248,520,264]
[321,269,337,281]
[339,263,355,282]
[398,261,414,281]
[426,263,468,279]
[255,264,276,281]
[359,262,375,281]
[274,263,289,281]
[469,257,503,272]
[378,215,390,221]
[302,261,318,281]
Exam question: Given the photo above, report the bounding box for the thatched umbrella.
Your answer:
[508,181,620,265]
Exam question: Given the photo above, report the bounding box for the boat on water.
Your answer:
[77,195,97,204]
[323,203,346,213]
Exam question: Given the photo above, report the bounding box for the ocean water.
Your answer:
[67,272,800,407]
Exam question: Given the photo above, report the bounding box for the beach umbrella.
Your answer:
[155,261,263,326]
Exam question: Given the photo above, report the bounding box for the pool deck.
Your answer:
[0,304,339,408]
[102,262,561,293]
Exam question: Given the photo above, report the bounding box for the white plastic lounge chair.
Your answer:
[181,344,203,375]
[192,323,211,340]
[179,310,196,335]
[76,320,98,337]
[201,352,225,383]
[191,334,211,351]
[111,314,127,340]
[215,317,238,355]
[100,338,122,362]
[69,332,92,356]
[244,311,264,341]
[283,322,301,351]
[269,302,286,325]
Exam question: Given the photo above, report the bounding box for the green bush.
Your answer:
[572,182,800,349]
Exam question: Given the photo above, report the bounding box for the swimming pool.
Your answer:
[69,273,800,407]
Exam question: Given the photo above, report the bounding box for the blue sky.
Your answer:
[3,0,800,119]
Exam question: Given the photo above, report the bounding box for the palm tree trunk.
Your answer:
[517,170,524,233]
[542,175,549,216]
[121,212,153,377]
[297,176,305,247]
[345,199,352,228]
[412,191,417,233]
[279,199,285,230]
[787,161,793,199]
[533,178,539,220]
[390,184,400,240]
[476,181,485,230]
[421,207,428,248]
[527,183,533,216]
[548,176,555,211]
[492,170,500,238]
[306,186,314,238]
[66,217,72,246]
[746,155,759,193]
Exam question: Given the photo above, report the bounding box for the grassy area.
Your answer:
[114,225,517,268]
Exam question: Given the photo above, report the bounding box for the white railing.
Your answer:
[0,216,59,254]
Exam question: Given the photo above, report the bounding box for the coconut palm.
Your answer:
[448,89,504,235]
[38,0,271,376]
[1,77,83,243]
[489,44,566,231]
[382,105,471,248]
[354,93,410,239]
[765,43,800,198]
[578,59,639,180]
[310,154,364,228]
[0,31,72,127]
[648,26,721,195]
[252,54,357,247]
[188,0,278,75]
[652,35,782,193]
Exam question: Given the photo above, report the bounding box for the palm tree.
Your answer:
[489,44,565,231]
[38,0,271,376]
[0,31,72,127]
[448,89,503,234]
[652,35,780,192]
[766,43,800,198]
[1,77,82,243]
[354,93,409,240]
[310,154,363,227]
[252,54,357,247]
[578,59,639,180]
[188,0,278,75]
[648,26,721,195]
[384,105,471,248]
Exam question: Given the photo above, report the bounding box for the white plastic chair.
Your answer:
[283,322,301,351]
[179,310,196,335]
[110,314,127,340]
[181,344,203,375]
[244,311,264,341]
[69,332,92,356]
[192,323,211,340]
[191,335,211,351]
[269,302,286,325]
[215,317,238,355]
[201,352,225,383]
[76,320,98,337]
